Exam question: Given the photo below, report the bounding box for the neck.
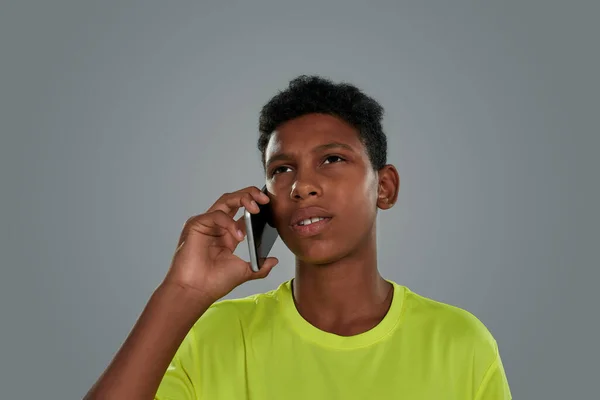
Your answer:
[291,234,393,335]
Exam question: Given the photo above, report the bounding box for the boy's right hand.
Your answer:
[162,186,279,307]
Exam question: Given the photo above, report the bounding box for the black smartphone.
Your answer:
[244,185,279,272]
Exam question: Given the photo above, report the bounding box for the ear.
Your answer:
[376,165,400,210]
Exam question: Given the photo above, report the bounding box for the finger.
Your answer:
[236,186,270,204]
[194,210,244,242]
[219,228,242,252]
[208,187,269,216]
[185,214,246,253]
[239,192,260,215]
[235,215,247,236]
[249,186,271,204]
[207,192,250,217]
[203,221,241,251]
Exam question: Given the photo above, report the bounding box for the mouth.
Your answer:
[290,216,332,237]
[289,206,333,237]
[295,216,330,226]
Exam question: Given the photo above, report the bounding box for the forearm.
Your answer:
[84,283,212,400]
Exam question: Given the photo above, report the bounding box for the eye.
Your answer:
[323,155,345,164]
[271,166,292,176]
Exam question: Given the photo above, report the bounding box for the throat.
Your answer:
[292,279,394,336]
[320,314,390,337]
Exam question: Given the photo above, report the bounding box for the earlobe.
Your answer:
[376,186,393,209]
[376,164,400,209]
[377,196,394,209]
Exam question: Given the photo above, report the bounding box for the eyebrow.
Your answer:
[266,142,356,168]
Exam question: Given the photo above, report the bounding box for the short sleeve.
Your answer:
[154,326,200,400]
[474,349,512,400]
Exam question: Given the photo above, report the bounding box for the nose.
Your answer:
[290,176,322,201]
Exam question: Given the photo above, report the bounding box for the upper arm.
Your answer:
[474,351,512,400]
[154,327,200,400]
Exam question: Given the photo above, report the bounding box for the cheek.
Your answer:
[270,205,288,231]
[331,198,377,247]
[338,186,378,220]
[337,205,376,238]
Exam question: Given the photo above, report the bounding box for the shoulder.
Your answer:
[189,284,281,339]
[397,285,508,396]
[401,286,499,358]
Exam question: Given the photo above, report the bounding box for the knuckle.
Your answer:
[217,192,232,202]
[244,186,261,195]
[212,209,228,219]
[215,210,235,226]
[184,215,198,227]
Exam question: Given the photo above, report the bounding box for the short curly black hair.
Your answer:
[258,75,387,171]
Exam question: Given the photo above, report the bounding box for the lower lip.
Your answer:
[291,218,332,237]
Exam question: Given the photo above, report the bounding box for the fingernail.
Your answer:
[237,230,244,239]
[251,200,258,209]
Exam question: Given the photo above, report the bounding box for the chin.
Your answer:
[293,242,348,266]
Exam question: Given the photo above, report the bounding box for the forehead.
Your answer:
[265,113,365,159]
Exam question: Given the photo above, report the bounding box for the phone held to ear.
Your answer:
[244,185,279,272]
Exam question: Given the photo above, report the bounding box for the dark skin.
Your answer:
[264,113,400,336]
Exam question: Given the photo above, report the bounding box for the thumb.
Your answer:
[247,257,279,280]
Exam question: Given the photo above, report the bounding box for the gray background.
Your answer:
[1,1,598,399]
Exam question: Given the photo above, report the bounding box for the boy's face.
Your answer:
[264,113,393,264]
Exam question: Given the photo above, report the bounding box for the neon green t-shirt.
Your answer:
[155,279,511,399]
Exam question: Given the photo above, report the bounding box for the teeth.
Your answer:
[298,217,326,226]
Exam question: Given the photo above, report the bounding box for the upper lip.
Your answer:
[290,206,333,226]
